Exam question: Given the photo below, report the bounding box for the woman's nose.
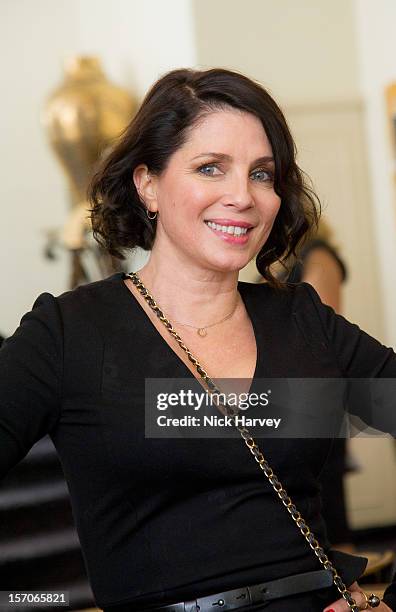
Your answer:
[223,176,254,210]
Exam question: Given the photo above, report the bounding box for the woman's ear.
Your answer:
[133,164,158,213]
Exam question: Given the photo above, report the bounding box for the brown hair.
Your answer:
[89,67,320,286]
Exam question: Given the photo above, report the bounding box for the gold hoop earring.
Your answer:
[146,209,157,220]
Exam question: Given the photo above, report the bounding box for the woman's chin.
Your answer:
[202,256,253,275]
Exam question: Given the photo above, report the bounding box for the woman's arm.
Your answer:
[301,282,396,379]
[299,283,396,609]
[0,293,63,479]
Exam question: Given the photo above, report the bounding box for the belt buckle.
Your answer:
[197,587,251,611]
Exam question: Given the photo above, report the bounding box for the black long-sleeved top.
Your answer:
[1,272,395,610]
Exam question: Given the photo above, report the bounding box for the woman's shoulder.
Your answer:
[44,272,125,321]
[60,271,130,326]
[23,273,129,342]
[55,272,125,306]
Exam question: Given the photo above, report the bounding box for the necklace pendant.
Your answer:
[197,328,207,337]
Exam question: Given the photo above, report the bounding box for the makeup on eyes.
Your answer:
[196,161,274,183]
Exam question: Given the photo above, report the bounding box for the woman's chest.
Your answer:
[175,322,258,385]
[57,311,341,497]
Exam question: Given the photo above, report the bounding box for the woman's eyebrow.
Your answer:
[253,156,275,166]
[190,152,274,165]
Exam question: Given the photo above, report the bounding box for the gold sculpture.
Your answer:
[43,56,137,286]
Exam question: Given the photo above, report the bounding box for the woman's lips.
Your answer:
[204,221,252,244]
[205,218,253,228]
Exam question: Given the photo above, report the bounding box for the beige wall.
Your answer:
[193,0,359,106]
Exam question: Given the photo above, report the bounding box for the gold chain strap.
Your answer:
[127,271,360,611]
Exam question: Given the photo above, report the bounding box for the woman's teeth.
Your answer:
[206,221,248,236]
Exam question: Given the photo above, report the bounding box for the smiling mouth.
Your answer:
[204,221,253,236]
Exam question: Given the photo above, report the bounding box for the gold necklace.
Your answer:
[131,271,238,337]
[173,300,239,337]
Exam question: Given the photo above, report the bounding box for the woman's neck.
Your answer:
[135,259,241,328]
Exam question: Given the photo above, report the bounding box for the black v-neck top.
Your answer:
[1,273,396,610]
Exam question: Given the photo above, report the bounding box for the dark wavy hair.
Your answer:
[89,67,320,286]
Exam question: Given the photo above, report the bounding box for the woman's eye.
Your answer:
[251,168,273,182]
[197,164,222,176]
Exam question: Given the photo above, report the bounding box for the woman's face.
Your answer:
[138,109,281,276]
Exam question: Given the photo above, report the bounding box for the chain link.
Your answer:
[127,271,360,611]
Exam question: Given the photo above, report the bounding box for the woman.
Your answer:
[1,68,395,611]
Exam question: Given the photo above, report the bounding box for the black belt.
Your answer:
[145,569,334,612]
